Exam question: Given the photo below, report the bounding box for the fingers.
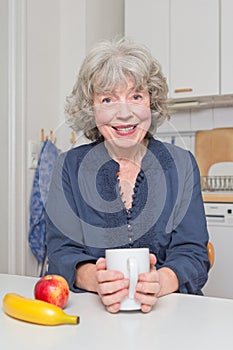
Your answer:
[97,280,129,313]
[135,287,158,313]
[96,254,159,314]
[98,278,129,295]
[149,253,157,266]
[101,288,129,308]
[106,303,121,314]
[96,257,106,271]
[135,285,158,314]
[96,258,124,283]
[135,262,160,313]
[141,304,154,313]
[97,269,125,284]
[95,258,129,312]
[136,278,160,294]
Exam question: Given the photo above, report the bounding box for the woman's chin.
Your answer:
[105,137,146,152]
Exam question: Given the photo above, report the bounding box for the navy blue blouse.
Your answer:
[46,137,209,294]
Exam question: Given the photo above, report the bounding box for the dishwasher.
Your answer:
[202,202,233,299]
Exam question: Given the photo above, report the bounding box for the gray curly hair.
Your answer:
[65,38,169,141]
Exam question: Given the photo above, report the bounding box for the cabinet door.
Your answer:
[125,0,170,85]
[170,0,219,99]
[221,0,233,94]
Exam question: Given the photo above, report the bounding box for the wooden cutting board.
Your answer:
[195,127,233,176]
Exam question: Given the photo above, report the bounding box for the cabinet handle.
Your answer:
[174,88,193,93]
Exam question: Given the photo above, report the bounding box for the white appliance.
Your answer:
[202,202,233,299]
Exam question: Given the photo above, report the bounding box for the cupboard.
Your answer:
[170,0,219,99]
[125,0,233,99]
[221,0,233,94]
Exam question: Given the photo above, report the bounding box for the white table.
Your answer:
[0,274,233,350]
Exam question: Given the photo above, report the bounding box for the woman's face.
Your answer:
[93,79,151,149]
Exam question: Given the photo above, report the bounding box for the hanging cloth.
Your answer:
[28,140,59,263]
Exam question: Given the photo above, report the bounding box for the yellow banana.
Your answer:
[3,293,79,326]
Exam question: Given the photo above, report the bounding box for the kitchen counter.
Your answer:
[202,192,233,203]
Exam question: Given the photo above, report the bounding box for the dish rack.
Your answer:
[201,176,233,192]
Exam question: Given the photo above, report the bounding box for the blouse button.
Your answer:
[139,171,144,178]
[127,224,132,232]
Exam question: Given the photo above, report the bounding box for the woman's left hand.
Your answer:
[134,253,160,313]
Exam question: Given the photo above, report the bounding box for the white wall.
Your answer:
[86,0,124,51]
[0,0,9,273]
[59,0,86,122]
[0,0,124,277]
[25,0,63,276]
[157,106,233,154]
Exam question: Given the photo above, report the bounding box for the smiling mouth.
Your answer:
[112,125,137,133]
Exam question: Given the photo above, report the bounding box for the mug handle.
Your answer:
[127,257,138,299]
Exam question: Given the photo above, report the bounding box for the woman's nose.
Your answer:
[115,102,132,119]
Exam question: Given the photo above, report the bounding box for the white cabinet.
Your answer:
[125,0,170,84]
[125,0,220,99]
[170,0,219,99]
[221,0,233,95]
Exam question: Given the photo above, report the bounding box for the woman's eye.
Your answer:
[132,94,142,101]
[102,97,112,103]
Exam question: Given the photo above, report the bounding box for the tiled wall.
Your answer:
[157,106,233,154]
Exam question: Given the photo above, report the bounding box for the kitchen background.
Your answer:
[0,0,232,291]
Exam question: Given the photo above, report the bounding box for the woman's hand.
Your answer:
[96,254,160,314]
[96,258,130,314]
[134,254,160,313]
[76,254,178,314]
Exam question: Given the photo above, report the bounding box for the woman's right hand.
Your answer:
[95,257,130,313]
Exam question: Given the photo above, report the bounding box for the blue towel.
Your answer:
[28,140,59,262]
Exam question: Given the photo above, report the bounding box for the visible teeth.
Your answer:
[115,126,135,132]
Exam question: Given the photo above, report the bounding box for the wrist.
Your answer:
[75,262,97,292]
[157,267,179,297]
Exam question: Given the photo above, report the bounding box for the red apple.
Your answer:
[34,274,69,309]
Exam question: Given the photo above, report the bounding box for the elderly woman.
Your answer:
[46,38,209,313]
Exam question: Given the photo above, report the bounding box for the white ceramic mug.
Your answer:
[105,248,150,311]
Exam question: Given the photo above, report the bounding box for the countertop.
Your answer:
[1,274,233,350]
[202,191,233,203]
